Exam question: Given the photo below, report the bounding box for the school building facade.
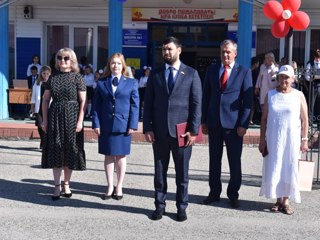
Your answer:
[0,0,320,119]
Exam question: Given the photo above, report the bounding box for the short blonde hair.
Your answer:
[265,52,276,63]
[103,53,129,78]
[55,48,80,73]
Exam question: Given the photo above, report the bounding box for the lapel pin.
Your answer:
[181,71,185,75]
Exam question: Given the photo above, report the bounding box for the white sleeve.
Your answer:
[26,64,31,77]
[31,84,37,104]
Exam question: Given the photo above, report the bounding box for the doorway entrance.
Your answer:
[148,22,228,81]
[46,24,109,70]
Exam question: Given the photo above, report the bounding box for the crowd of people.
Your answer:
[25,36,315,222]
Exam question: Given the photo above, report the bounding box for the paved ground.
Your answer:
[0,139,320,240]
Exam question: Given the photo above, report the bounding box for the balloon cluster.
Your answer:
[263,0,310,38]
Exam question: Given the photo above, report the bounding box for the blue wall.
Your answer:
[16,37,41,79]
[122,47,148,78]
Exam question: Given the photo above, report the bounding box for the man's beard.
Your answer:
[164,59,172,65]
[163,55,177,65]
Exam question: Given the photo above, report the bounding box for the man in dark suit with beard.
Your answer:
[143,36,202,222]
[201,39,253,208]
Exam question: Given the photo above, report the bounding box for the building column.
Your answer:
[108,0,123,56]
[237,0,253,68]
[0,2,9,119]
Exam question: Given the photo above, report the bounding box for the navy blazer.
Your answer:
[143,63,202,139]
[202,62,253,129]
[92,76,139,133]
[27,74,38,89]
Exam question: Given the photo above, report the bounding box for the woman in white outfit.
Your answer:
[30,65,52,148]
[255,52,279,111]
[259,65,309,215]
[26,54,42,77]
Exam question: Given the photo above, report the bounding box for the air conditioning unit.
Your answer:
[23,6,33,19]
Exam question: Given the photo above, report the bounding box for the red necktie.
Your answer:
[220,65,229,91]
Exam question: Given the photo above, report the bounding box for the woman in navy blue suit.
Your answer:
[92,53,139,200]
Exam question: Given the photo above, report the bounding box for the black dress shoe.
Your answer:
[112,186,123,200]
[177,209,187,222]
[113,194,123,200]
[151,208,165,220]
[64,192,72,198]
[63,184,72,198]
[201,195,220,205]
[51,195,60,201]
[230,199,240,208]
[102,194,112,200]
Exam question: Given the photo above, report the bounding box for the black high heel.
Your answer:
[52,184,61,201]
[63,183,72,198]
[113,186,123,200]
[113,194,123,200]
[102,187,114,200]
[102,194,112,200]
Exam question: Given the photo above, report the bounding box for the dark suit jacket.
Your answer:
[92,76,139,133]
[202,62,253,129]
[143,62,202,139]
[27,75,38,89]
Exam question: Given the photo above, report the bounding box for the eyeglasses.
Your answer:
[57,56,70,61]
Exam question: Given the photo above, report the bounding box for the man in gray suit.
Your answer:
[143,36,202,222]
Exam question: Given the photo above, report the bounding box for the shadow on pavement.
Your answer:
[0,144,41,153]
[0,178,152,217]
[0,177,269,215]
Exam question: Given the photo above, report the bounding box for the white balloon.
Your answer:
[282,10,292,20]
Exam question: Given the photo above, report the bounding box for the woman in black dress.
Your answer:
[41,48,86,200]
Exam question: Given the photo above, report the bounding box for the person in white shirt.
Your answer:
[305,49,320,127]
[138,66,151,119]
[83,65,95,118]
[30,65,52,149]
[26,54,42,77]
[93,69,103,90]
[255,52,279,111]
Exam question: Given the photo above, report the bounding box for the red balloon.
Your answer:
[271,19,290,38]
[282,0,301,12]
[263,1,283,20]
[288,11,310,30]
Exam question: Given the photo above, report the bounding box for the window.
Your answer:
[97,26,109,70]
[285,31,306,66]
[310,30,320,63]
[46,25,69,68]
[74,27,94,68]
[256,29,280,63]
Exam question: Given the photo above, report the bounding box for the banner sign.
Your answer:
[132,8,238,22]
[123,29,147,46]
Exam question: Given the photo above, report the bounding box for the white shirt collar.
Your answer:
[166,60,181,71]
[111,74,121,79]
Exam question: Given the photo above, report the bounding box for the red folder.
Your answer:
[176,122,203,147]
